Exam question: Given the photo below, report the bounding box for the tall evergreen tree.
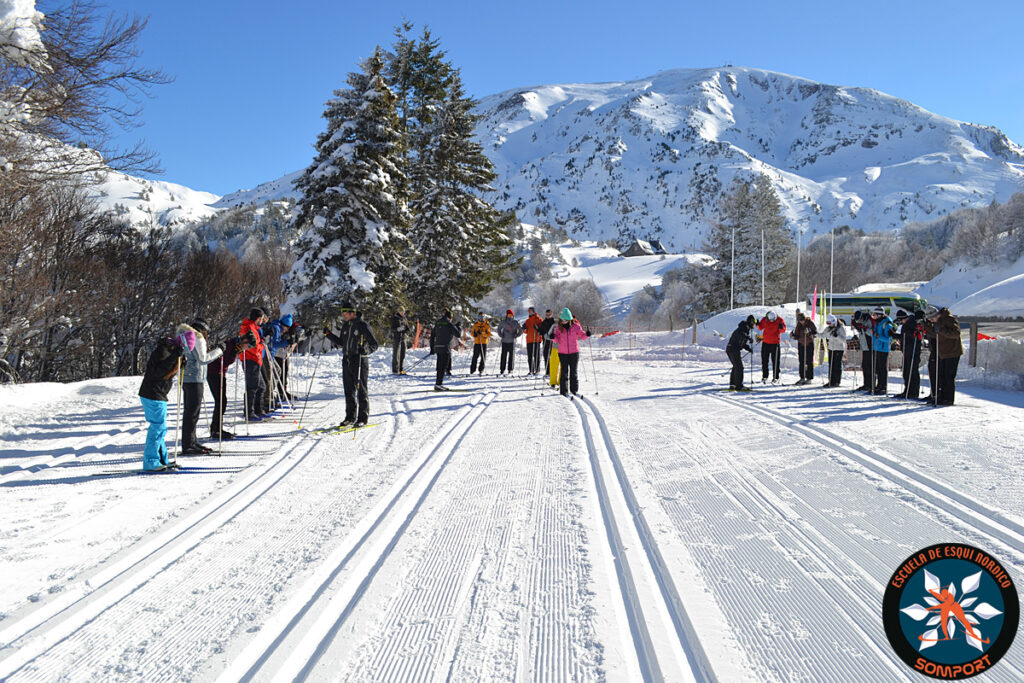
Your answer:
[704,174,794,309]
[384,27,515,317]
[286,48,411,327]
[407,73,516,314]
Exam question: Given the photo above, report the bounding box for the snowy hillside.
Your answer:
[917,254,1024,317]
[474,66,1024,249]
[90,171,220,228]
[2,332,1023,680]
[211,169,302,209]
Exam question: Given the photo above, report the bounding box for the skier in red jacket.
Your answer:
[756,311,787,383]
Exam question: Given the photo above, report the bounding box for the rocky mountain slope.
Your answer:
[474,66,1024,249]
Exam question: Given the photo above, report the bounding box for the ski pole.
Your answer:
[298,348,323,429]
[173,359,182,466]
[219,365,224,456]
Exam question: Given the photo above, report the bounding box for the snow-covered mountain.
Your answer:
[90,171,220,228]
[474,66,1024,249]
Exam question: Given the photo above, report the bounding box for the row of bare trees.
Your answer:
[0,177,290,382]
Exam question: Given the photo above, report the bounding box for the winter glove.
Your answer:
[585,328,592,337]
[214,341,226,352]
[755,334,763,342]
[323,327,332,336]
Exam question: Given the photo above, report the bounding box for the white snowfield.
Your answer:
[1,332,1023,681]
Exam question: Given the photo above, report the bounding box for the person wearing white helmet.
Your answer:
[756,311,787,383]
[823,314,849,388]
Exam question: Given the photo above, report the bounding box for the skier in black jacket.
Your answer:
[429,310,461,390]
[894,309,923,399]
[323,302,379,427]
[726,315,755,391]
[391,308,409,374]
[537,309,557,377]
[138,335,188,471]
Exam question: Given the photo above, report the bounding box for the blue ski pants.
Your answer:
[141,397,169,470]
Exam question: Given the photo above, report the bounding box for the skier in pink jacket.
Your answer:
[552,307,590,397]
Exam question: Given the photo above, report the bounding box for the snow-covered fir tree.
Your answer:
[704,175,794,309]
[286,48,411,325]
[406,72,516,315]
[385,27,515,317]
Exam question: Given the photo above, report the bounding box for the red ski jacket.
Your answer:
[239,318,265,365]
[756,317,787,345]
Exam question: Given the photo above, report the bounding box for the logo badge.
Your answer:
[883,543,1019,679]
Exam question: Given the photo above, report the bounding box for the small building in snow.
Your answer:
[620,239,655,257]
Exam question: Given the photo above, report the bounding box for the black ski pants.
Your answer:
[527,341,541,374]
[873,350,889,394]
[435,348,451,386]
[207,372,228,435]
[471,343,487,374]
[902,343,921,399]
[342,355,370,422]
[761,343,780,380]
[542,340,552,375]
[243,359,266,417]
[182,382,203,448]
[797,343,814,380]
[558,352,580,395]
[392,335,406,373]
[260,358,274,412]
[937,356,960,405]
[827,350,844,387]
[727,347,745,389]
[500,342,515,374]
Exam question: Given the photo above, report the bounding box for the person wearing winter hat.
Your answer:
[239,308,268,420]
[553,308,591,396]
[390,308,409,374]
[726,316,754,391]
[869,306,896,395]
[179,319,224,455]
[496,309,522,376]
[851,309,875,391]
[790,310,817,385]
[523,307,544,375]
[756,311,787,383]
[933,307,963,406]
[429,309,462,390]
[822,314,849,388]
[137,331,191,471]
[261,313,295,411]
[892,310,922,399]
[206,332,255,440]
[323,301,379,427]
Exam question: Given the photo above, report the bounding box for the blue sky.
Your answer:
[99,0,1024,195]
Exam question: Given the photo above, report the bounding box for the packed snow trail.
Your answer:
[1,336,1023,681]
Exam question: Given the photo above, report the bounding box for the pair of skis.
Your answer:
[309,422,381,436]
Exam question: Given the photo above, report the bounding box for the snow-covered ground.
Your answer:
[2,330,1023,681]
[917,254,1024,317]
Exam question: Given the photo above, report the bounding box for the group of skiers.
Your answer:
[138,308,305,472]
[726,305,965,406]
[421,306,592,397]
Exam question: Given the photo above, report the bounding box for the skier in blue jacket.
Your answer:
[870,307,896,395]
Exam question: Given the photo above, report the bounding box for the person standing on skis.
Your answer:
[893,309,923,399]
[391,308,409,374]
[138,333,189,472]
[870,306,896,395]
[470,313,491,375]
[756,311,786,383]
[933,307,964,406]
[823,315,849,388]
[852,309,875,391]
[553,308,590,397]
[206,331,255,440]
[726,315,755,391]
[496,309,522,376]
[523,307,544,376]
[538,309,557,377]
[240,308,268,420]
[180,318,223,455]
[323,302,378,428]
[429,310,461,390]
[790,310,817,385]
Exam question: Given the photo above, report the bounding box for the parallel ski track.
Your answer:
[573,396,715,683]
[709,392,1024,557]
[218,390,498,683]
[707,391,1024,681]
[0,429,319,679]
